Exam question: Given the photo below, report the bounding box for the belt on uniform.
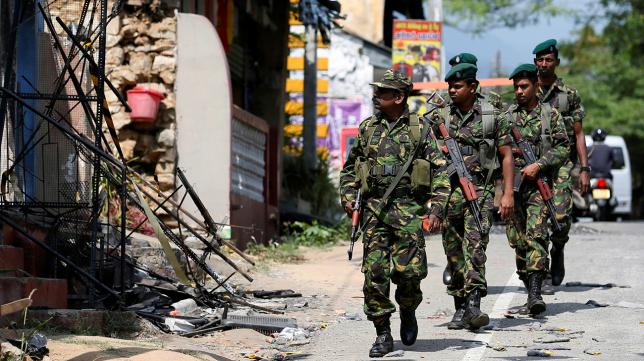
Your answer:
[460,145,475,156]
[371,186,413,199]
[370,164,402,177]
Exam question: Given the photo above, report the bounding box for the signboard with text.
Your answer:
[392,20,442,83]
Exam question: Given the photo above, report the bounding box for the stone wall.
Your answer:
[106,7,177,193]
[41,1,179,215]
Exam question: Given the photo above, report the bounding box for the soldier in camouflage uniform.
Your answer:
[503,64,570,314]
[427,60,515,330]
[533,39,591,287]
[339,70,450,357]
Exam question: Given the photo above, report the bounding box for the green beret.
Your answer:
[448,52,478,66]
[445,63,477,82]
[370,69,412,93]
[509,63,538,79]
[532,39,558,55]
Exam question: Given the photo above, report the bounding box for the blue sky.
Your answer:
[442,1,600,77]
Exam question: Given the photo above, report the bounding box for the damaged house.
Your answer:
[0,0,288,321]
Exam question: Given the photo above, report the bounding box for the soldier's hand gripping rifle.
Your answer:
[510,127,562,231]
[347,189,362,260]
[436,123,484,233]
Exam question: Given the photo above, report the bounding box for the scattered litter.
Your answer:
[503,313,516,319]
[277,327,309,342]
[486,344,507,351]
[164,317,195,333]
[566,282,630,288]
[527,349,553,357]
[592,337,606,342]
[293,302,309,308]
[584,349,602,356]
[528,322,543,331]
[249,301,288,310]
[338,312,362,321]
[169,298,199,316]
[544,327,568,332]
[534,336,570,344]
[26,333,49,359]
[384,350,404,357]
[289,339,311,346]
[253,289,302,299]
[586,299,610,307]
[319,322,328,329]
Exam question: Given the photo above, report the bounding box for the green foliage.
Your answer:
[558,1,644,212]
[247,219,349,264]
[444,0,572,32]
[283,219,349,247]
[282,153,343,219]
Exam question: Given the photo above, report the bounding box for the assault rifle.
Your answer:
[510,127,562,231]
[436,123,484,233]
[347,189,362,260]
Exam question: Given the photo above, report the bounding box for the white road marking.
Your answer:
[461,272,522,361]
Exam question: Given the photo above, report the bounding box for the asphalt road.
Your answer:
[299,221,644,360]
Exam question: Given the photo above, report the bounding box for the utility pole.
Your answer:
[298,0,341,170]
[301,0,318,170]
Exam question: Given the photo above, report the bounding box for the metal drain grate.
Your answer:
[221,315,297,334]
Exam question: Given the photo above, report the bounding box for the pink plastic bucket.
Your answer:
[127,86,165,123]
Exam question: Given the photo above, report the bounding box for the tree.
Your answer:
[444,0,571,32]
[558,0,644,215]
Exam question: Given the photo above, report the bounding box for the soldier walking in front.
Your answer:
[533,39,590,287]
[427,56,515,330]
[339,70,450,357]
[503,64,570,314]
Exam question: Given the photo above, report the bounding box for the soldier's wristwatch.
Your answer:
[580,166,591,173]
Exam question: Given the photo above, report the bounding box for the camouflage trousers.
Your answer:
[442,185,494,298]
[550,160,576,249]
[505,185,550,280]
[361,209,428,325]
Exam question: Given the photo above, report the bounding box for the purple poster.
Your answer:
[327,99,363,171]
[327,100,362,152]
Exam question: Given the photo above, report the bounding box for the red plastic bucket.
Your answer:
[127,86,165,123]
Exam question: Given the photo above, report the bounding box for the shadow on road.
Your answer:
[544,301,600,316]
[486,357,577,360]
[486,285,525,295]
[393,337,480,352]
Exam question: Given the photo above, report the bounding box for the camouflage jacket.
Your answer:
[427,96,513,181]
[537,77,585,143]
[501,103,570,174]
[339,107,450,227]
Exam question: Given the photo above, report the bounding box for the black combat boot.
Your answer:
[462,289,489,329]
[447,296,466,330]
[527,272,547,315]
[442,264,452,286]
[399,308,418,346]
[541,274,555,295]
[550,246,565,286]
[369,325,394,357]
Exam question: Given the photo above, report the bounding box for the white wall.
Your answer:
[175,12,231,225]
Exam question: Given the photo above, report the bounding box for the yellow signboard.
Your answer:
[392,20,442,83]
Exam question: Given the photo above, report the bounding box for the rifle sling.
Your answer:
[358,121,431,233]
